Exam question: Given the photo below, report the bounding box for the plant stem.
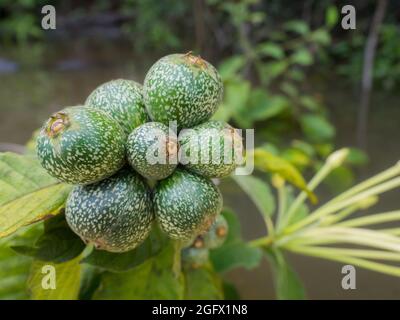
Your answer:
[273,175,286,232]
[286,245,400,277]
[381,228,400,236]
[320,204,361,226]
[301,227,400,243]
[172,240,182,278]
[321,196,378,226]
[282,149,349,229]
[286,245,400,261]
[336,210,400,228]
[285,176,400,234]
[249,235,273,248]
[265,217,275,238]
[282,228,400,252]
[325,161,400,205]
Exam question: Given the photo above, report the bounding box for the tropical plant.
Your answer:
[0,140,400,299]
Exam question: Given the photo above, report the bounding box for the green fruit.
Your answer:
[85,79,148,135]
[143,53,223,129]
[179,120,243,178]
[154,168,223,240]
[127,122,178,180]
[36,106,126,185]
[65,168,153,252]
[182,247,209,269]
[193,214,228,249]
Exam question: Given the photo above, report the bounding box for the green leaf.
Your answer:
[93,243,184,299]
[325,5,339,28]
[267,248,306,300]
[283,186,310,225]
[0,152,72,238]
[259,60,289,83]
[346,148,368,166]
[252,148,317,203]
[184,266,223,299]
[211,242,263,273]
[324,166,355,194]
[212,102,233,122]
[220,208,241,244]
[232,175,275,218]
[291,48,313,66]
[81,225,168,272]
[282,148,311,169]
[284,20,309,35]
[12,214,85,263]
[78,265,102,300]
[222,281,241,300]
[291,140,315,158]
[224,80,251,121]
[311,29,331,45]
[28,255,82,300]
[218,56,245,80]
[280,82,298,97]
[248,91,288,121]
[300,114,335,143]
[210,209,263,273]
[0,226,41,299]
[299,96,321,111]
[257,42,284,59]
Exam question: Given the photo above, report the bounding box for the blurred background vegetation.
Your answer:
[0,0,399,298]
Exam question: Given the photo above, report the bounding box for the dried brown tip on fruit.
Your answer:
[216,226,227,238]
[47,111,69,137]
[193,236,204,248]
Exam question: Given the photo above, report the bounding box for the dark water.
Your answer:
[0,40,399,299]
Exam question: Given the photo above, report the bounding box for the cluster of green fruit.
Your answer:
[36,53,243,260]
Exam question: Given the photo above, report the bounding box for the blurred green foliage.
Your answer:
[333,24,400,90]
[1,0,381,190]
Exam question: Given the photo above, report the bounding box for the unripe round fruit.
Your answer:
[36,106,126,185]
[193,214,228,249]
[85,79,149,136]
[65,168,153,253]
[153,168,223,241]
[143,53,223,129]
[179,120,244,178]
[182,247,209,269]
[127,122,178,180]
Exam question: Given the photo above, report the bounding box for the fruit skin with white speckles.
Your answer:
[85,79,149,136]
[143,53,223,129]
[36,106,126,185]
[179,120,243,178]
[153,168,223,241]
[65,168,154,252]
[127,122,178,180]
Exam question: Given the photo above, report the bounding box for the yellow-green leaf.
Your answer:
[0,152,72,238]
[93,243,184,300]
[251,148,317,203]
[0,225,41,300]
[184,266,224,300]
[27,255,82,300]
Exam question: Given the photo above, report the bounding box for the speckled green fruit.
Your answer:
[36,106,126,185]
[65,168,153,252]
[179,120,243,178]
[143,53,223,129]
[182,247,209,269]
[127,122,178,180]
[154,168,223,240]
[192,214,228,249]
[85,79,148,135]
